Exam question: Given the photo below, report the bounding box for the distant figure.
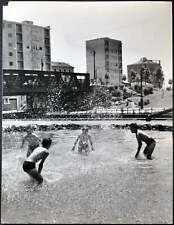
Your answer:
[21,125,41,157]
[130,123,156,160]
[71,126,95,154]
[22,138,52,184]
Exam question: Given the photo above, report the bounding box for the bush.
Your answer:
[144,86,154,96]
[138,99,150,106]
[144,88,149,96]
[149,86,153,94]
[144,99,150,105]
[134,84,141,93]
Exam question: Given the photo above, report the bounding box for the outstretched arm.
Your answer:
[88,135,94,151]
[135,143,142,158]
[72,136,79,151]
[20,136,26,148]
[38,152,49,174]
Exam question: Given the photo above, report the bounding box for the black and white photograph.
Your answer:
[0,1,173,224]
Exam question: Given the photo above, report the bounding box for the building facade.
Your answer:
[51,61,74,73]
[86,37,122,85]
[127,57,162,86]
[3,95,27,112]
[3,20,51,71]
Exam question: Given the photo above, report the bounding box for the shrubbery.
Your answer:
[144,87,153,95]
[138,99,150,107]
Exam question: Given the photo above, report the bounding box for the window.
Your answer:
[105,62,109,66]
[9,62,13,66]
[9,52,13,56]
[17,52,23,60]
[105,40,109,46]
[8,42,13,47]
[18,61,23,69]
[27,46,30,49]
[16,24,22,33]
[3,98,10,104]
[45,38,50,45]
[8,33,12,38]
[8,24,12,28]
[105,47,109,52]
[17,43,23,51]
[16,33,22,42]
[39,47,42,50]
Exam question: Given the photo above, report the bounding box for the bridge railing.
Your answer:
[68,107,167,115]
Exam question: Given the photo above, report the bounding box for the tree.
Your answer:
[155,67,164,89]
[144,67,151,85]
[135,74,140,86]
[130,69,136,83]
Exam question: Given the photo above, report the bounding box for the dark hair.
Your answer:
[42,138,52,148]
[82,126,88,131]
[129,123,138,129]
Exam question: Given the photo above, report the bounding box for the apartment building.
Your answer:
[86,37,123,85]
[3,20,51,71]
[2,20,51,112]
[51,61,74,73]
[127,57,162,87]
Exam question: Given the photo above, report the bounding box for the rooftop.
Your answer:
[86,37,121,42]
[3,20,50,29]
[51,61,74,68]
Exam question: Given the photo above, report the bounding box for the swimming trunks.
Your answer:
[23,161,35,172]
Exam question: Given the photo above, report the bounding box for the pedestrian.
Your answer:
[22,137,52,184]
[21,125,41,157]
[71,126,95,154]
[129,123,156,160]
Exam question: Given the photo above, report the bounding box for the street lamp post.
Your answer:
[93,50,96,82]
[41,58,44,71]
[140,66,144,109]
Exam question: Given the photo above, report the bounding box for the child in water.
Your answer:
[130,123,156,160]
[71,126,95,154]
[21,125,41,157]
[23,138,52,184]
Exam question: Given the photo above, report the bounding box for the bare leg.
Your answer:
[27,168,43,184]
[143,146,148,155]
[146,141,156,159]
[85,146,90,155]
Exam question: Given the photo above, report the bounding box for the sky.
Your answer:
[2,1,172,85]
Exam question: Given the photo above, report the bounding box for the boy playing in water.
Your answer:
[130,123,156,160]
[22,138,52,184]
[21,125,41,157]
[71,126,94,154]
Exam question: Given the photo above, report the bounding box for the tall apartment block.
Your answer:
[86,37,122,85]
[3,20,51,71]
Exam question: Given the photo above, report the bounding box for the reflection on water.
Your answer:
[1,120,173,224]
